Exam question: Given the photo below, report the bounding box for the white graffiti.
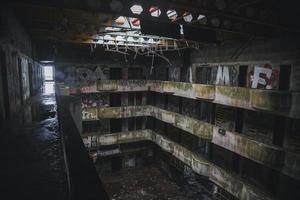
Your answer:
[64,66,109,85]
[215,65,238,86]
[82,109,97,120]
[251,66,272,89]
[216,66,230,85]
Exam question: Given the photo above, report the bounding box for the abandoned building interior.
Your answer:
[1,0,300,200]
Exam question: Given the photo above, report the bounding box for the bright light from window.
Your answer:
[44,66,54,81]
[198,14,206,20]
[115,16,126,25]
[167,10,178,21]
[130,5,143,15]
[183,12,193,22]
[44,82,54,94]
[149,6,161,17]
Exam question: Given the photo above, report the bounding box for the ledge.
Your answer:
[82,129,274,200]
[82,105,284,171]
[66,80,300,118]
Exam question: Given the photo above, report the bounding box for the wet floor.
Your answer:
[0,82,68,200]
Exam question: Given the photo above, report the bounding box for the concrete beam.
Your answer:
[82,129,274,200]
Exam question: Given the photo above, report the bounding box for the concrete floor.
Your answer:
[0,82,68,200]
[102,166,186,200]
[101,165,212,200]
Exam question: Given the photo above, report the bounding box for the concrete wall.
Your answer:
[0,6,42,125]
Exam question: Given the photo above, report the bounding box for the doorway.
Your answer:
[43,65,55,94]
[43,65,54,81]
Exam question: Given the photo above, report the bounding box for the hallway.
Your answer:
[0,82,69,199]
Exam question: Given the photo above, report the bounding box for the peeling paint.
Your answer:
[193,84,215,100]
[215,86,251,108]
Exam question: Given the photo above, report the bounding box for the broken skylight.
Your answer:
[130,5,143,15]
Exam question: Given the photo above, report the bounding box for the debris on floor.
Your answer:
[101,166,208,200]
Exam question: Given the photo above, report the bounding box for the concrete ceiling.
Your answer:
[9,0,300,47]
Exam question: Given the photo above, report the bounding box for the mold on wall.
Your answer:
[73,80,299,118]
[59,65,109,93]
[195,65,239,86]
[76,103,284,168]
[212,127,284,168]
[83,129,274,200]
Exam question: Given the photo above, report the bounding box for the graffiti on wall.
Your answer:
[63,66,109,86]
[82,94,109,109]
[214,65,239,86]
[249,64,280,89]
[82,109,98,120]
